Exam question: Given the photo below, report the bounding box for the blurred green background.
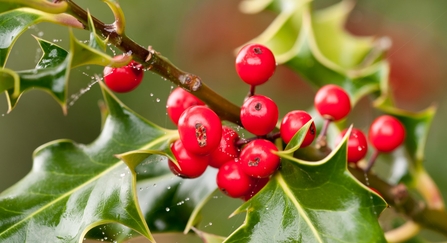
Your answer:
[1,0,447,241]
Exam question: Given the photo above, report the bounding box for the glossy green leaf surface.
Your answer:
[0,8,79,67]
[1,30,129,113]
[5,37,70,112]
[242,0,386,104]
[0,8,44,67]
[117,150,219,233]
[225,127,387,243]
[0,83,180,242]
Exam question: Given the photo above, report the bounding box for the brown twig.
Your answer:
[62,0,241,124]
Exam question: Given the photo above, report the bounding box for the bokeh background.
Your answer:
[1,0,447,241]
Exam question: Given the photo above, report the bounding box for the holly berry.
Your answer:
[168,140,209,178]
[166,87,205,125]
[209,126,240,168]
[243,177,270,201]
[369,115,405,153]
[103,56,144,93]
[240,139,280,178]
[178,106,222,155]
[314,84,351,121]
[336,128,368,164]
[280,110,316,146]
[216,159,255,198]
[235,43,276,86]
[240,95,278,136]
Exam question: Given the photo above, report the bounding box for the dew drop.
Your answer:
[165,207,170,212]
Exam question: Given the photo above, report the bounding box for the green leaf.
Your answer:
[5,37,71,113]
[0,82,179,242]
[118,150,220,234]
[242,0,387,105]
[86,11,107,52]
[2,29,129,113]
[374,96,445,211]
[225,127,387,243]
[0,67,18,94]
[0,0,68,14]
[192,227,226,243]
[0,8,81,67]
[69,29,130,69]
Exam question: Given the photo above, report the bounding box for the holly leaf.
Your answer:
[4,37,71,113]
[1,29,130,113]
[240,0,388,105]
[0,82,180,242]
[374,95,445,211]
[117,150,219,232]
[0,8,82,67]
[225,127,387,243]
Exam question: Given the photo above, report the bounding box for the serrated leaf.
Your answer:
[4,37,71,113]
[118,150,220,234]
[374,96,445,210]
[2,29,130,113]
[0,8,81,67]
[0,67,18,94]
[225,127,387,243]
[243,0,387,105]
[0,82,179,242]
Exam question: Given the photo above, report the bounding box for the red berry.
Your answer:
[240,139,280,178]
[243,177,270,201]
[235,43,276,86]
[369,115,405,153]
[166,87,205,125]
[280,110,316,146]
[103,56,144,93]
[168,140,209,178]
[336,128,368,164]
[240,95,278,136]
[314,84,351,121]
[178,106,222,155]
[217,159,255,198]
[209,126,240,168]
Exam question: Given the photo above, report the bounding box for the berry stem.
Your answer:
[364,149,380,173]
[249,85,256,97]
[63,0,241,124]
[315,119,331,149]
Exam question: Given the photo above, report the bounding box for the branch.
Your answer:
[294,146,447,237]
[63,0,241,124]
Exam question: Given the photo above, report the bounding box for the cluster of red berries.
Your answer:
[103,44,406,200]
[165,86,276,200]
